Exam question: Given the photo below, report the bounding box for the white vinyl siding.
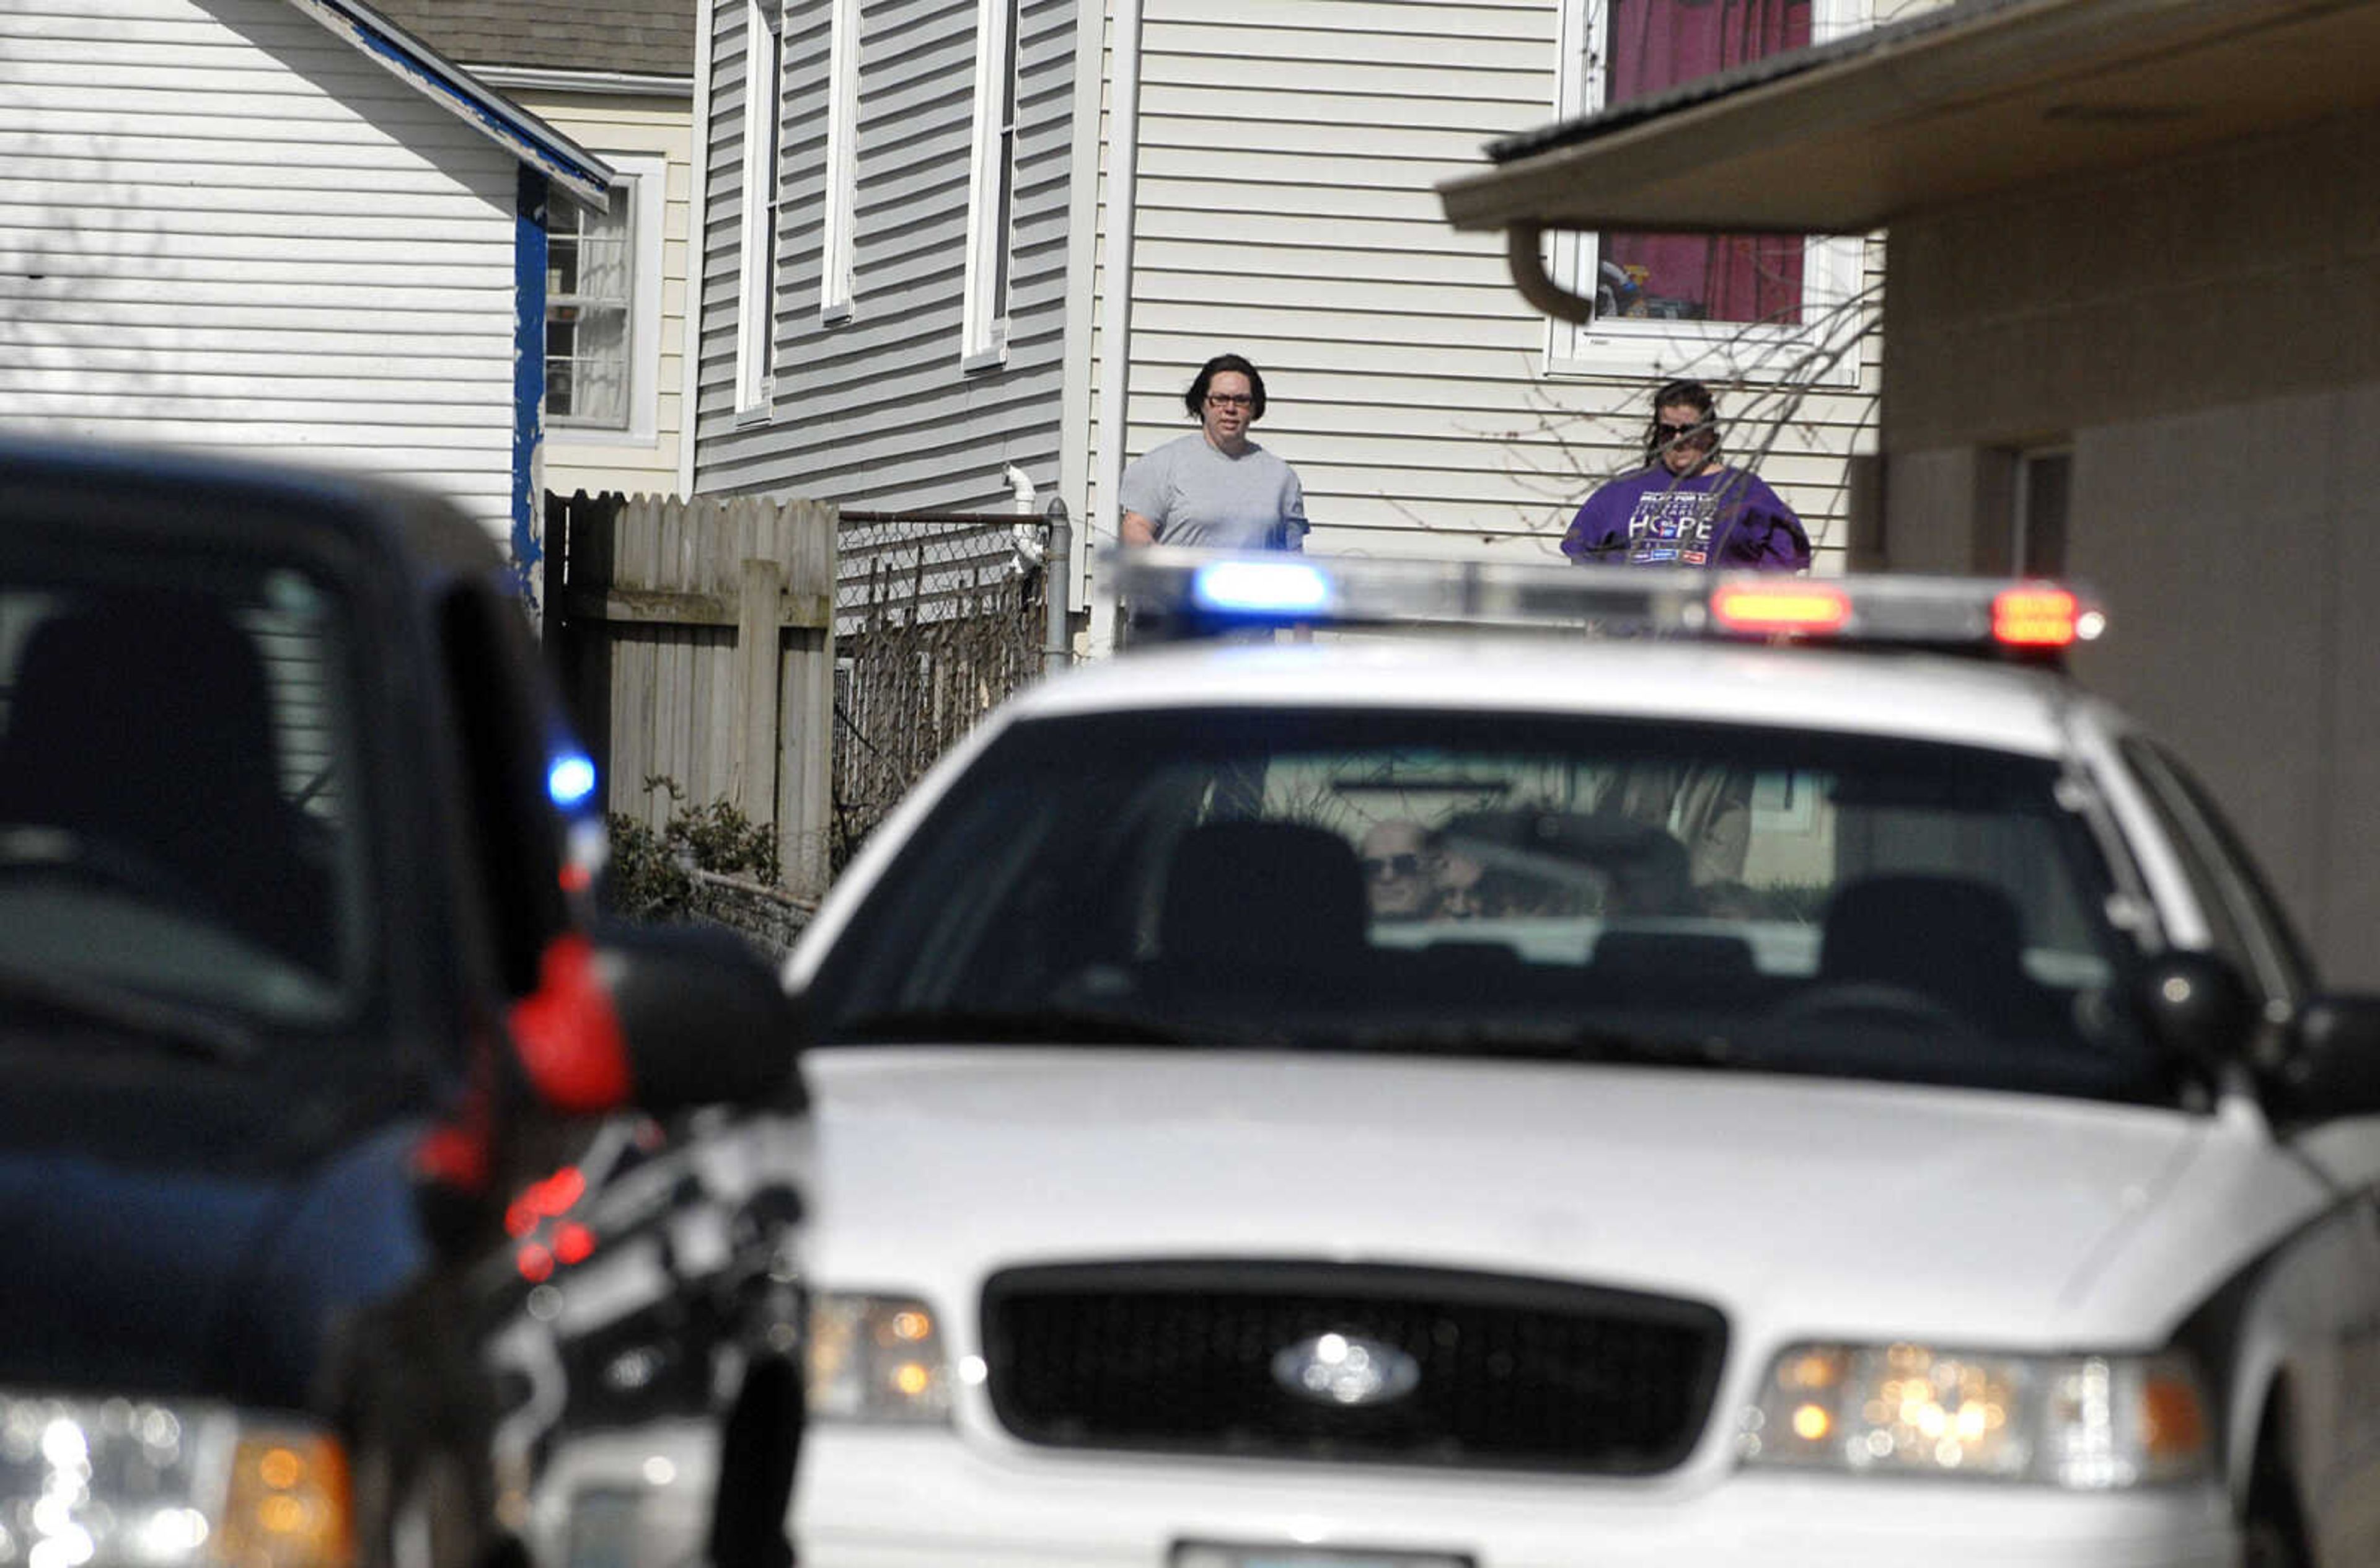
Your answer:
[0,0,523,541]
[1097,0,1880,568]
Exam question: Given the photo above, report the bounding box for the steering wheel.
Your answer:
[1770,980,1991,1044]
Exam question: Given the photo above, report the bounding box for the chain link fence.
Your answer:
[832,511,1053,874]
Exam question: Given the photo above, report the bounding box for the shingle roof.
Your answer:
[364,0,693,78]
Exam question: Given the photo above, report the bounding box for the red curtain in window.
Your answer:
[1605,0,1812,325]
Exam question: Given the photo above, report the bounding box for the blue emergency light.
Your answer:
[547,752,598,808]
[1189,559,1333,617]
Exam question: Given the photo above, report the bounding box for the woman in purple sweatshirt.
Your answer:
[1561,379,1811,571]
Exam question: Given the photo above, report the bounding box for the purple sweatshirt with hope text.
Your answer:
[1561,463,1812,571]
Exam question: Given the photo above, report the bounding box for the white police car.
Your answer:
[764,552,2380,1568]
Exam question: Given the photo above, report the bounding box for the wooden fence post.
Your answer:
[778,498,837,896]
[734,555,785,829]
[539,487,839,898]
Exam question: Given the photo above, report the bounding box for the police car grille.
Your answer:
[979,1262,1726,1473]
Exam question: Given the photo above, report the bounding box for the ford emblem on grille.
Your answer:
[1271,1331,1422,1407]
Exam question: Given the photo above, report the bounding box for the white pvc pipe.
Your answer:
[1004,463,1037,514]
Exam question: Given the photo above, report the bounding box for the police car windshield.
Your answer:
[0,554,369,1031]
[811,708,2169,1104]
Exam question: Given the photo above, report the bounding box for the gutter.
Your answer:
[468,66,696,100]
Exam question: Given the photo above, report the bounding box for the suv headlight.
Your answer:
[805,1295,951,1424]
[1740,1343,2211,1487]
[0,1392,351,1567]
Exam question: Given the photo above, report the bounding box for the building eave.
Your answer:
[1437,0,2380,249]
[283,0,616,206]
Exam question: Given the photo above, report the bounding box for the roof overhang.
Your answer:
[283,0,615,206]
[1437,0,2380,322]
[469,65,697,100]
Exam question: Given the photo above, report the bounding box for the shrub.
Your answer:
[601,777,780,923]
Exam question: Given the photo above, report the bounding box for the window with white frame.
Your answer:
[959,0,1020,368]
[548,159,664,442]
[1549,0,1867,379]
[820,0,862,323]
[548,186,632,428]
[736,0,785,416]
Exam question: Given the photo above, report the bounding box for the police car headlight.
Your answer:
[0,1392,351,1567]
[1740,1343,2211,1487]
[804,1295,952,1424]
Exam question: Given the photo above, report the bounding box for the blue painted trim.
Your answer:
[287,0,613,205]
[511,167,549,604]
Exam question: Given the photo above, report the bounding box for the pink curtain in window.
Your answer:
[1606,0,1812,325]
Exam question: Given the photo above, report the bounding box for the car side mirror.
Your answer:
[2268,992,2380,1122]
[2134,950,2254,1072]
[596,923,808,1114]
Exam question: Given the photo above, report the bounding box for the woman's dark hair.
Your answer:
[1644,377,1720,464]
[1184,353,1267,420]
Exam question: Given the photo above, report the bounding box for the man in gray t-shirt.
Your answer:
[1120,354,1308,552]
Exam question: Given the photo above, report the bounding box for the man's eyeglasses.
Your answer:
[1657,420,1715,444]
[1362,853,1427,880]
[1206,393,1256,409]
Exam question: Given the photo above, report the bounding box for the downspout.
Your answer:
[677,0,716,497]
[1092,0,1144,637]
[1505,221,1595,325]
[512,167,550,612]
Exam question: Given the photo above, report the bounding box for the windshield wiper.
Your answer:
[1338,1020,1742,1069]
[830,1006,1249,1047]
[0,963,259,1062]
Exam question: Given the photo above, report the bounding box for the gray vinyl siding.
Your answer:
[691,0,1075,511]
[0,0,526,541]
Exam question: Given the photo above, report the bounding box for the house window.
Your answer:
[959,0,1021,368]
[820,0,862,323]
[1550,0,1867,377]
[549,159,664,445]
[547,182,633,431]
[736,0,785,416]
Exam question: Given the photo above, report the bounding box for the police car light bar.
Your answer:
[1109,548,2107,656]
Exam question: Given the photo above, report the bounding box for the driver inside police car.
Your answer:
[1359,819,1438,923]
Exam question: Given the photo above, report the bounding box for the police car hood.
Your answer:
[802,1048,2290,1349]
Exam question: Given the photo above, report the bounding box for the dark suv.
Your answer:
[0,436,800,1568]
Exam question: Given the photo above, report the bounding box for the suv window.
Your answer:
[0,558,369,1026]
[809,708,2166,1104]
